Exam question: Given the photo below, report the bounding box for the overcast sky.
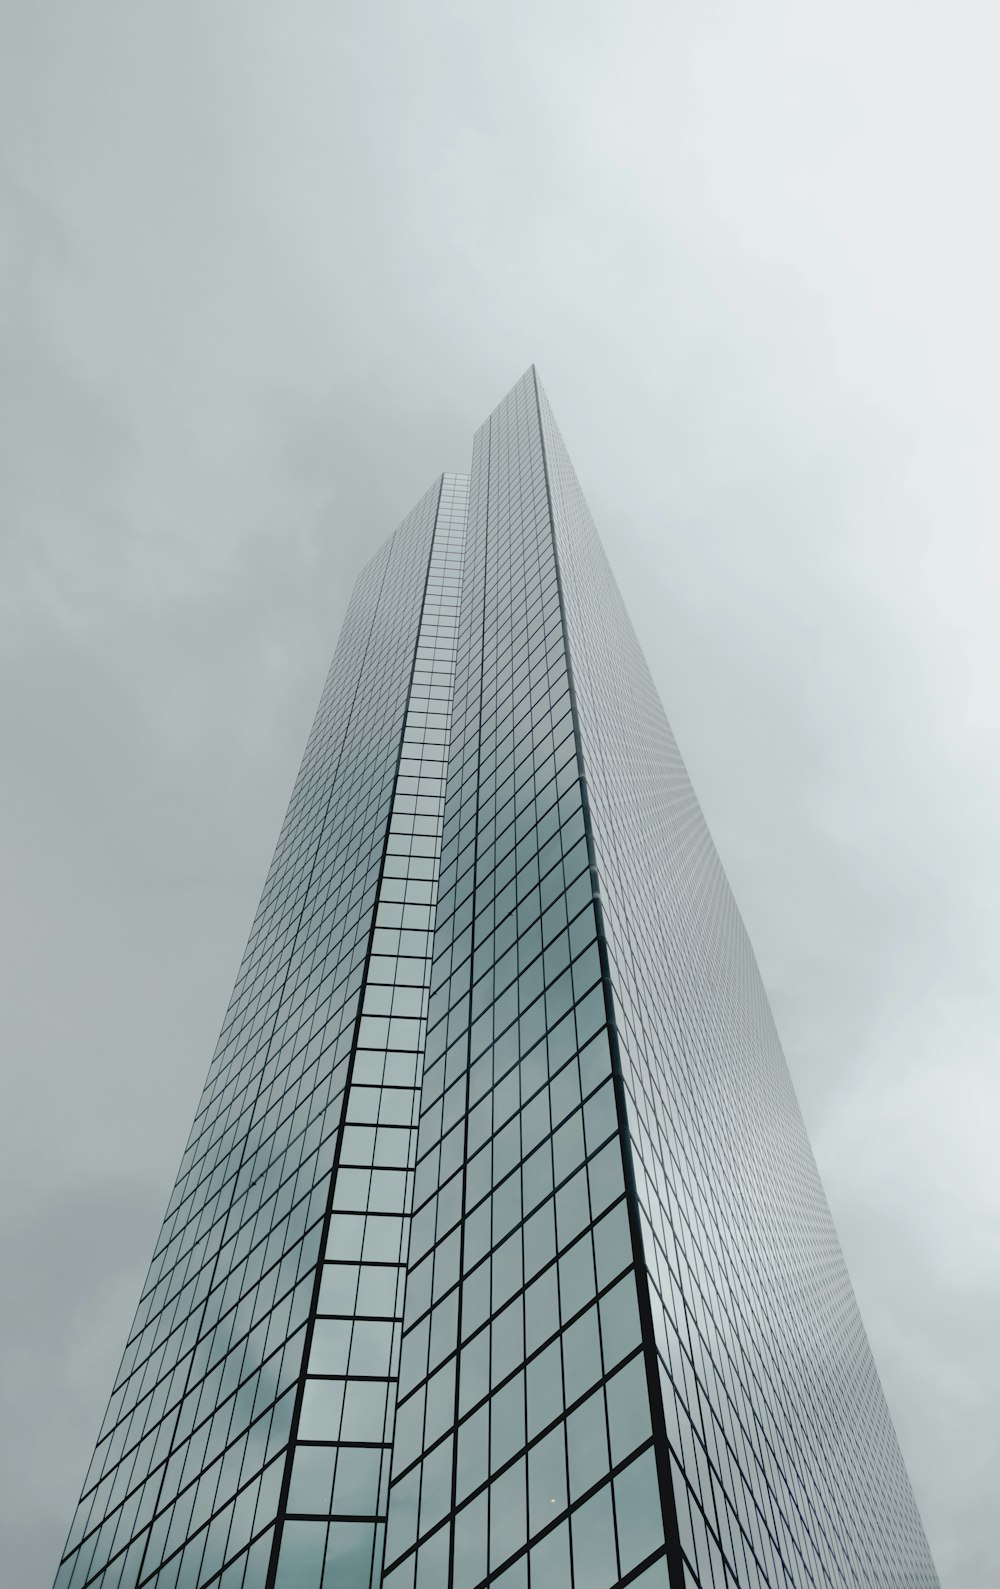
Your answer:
[1,3,997,1585]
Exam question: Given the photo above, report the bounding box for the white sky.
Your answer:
[1,4,998,1585]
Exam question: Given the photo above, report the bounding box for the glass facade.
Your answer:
[54,374,938,1589]
[534,378,939,1589]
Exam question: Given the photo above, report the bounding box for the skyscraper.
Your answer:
[54,370,938,1589]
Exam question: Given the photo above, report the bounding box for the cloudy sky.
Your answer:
[1,3,997,1585]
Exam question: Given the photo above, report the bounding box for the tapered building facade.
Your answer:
[54,371,937,1589]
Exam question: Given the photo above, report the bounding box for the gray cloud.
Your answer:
[2,3,997,1584]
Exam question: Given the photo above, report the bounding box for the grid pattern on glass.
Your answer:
[534,374,939,1589]
[274,473,469,1589]
[51,372,939,1589]
[53,479,445,1589]
[381,372,668,1589]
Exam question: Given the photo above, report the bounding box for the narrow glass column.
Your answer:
[273,477,468,1589]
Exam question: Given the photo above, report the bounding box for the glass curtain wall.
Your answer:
[52,371,939,1589]
[54,480,445,1589]
[381,372,669,1589]
[274,474,468,1589]
[536,375,939,1589]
